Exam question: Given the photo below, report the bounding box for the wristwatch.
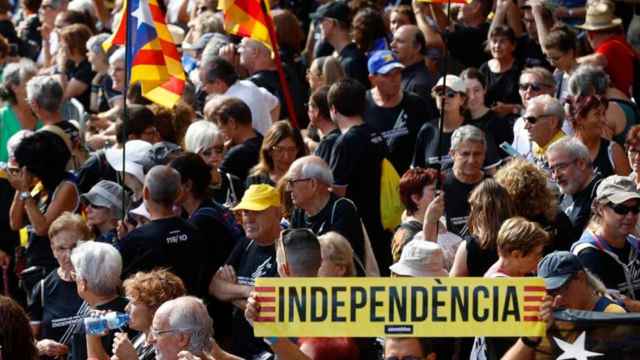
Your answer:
[521,336,542,348]
[19,191,31,201]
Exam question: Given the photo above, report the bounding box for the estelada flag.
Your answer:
[103,0,185,108]
[218,0,272,48]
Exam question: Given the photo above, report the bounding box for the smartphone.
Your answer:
[499,142,522,158]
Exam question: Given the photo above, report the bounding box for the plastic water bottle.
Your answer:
[84,312,129,335]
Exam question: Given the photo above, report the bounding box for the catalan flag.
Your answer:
[103,0,185,108]
[218,0,272,48]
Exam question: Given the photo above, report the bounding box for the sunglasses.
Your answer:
[523,114,553,124]
[607,203,640,216]
[519,82,543,92]
[432,89,457,98]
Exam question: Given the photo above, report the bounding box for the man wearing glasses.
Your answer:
[522,94,565,171]
[209,184,280,359]
[546,137,602,237]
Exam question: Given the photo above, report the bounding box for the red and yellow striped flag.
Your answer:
[103,0,185,108]
[218,0,272,48]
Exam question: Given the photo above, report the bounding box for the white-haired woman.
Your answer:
[318,232,356,277]
[70,241,131,360]
[0,58,39,162]
[184,120,244,206]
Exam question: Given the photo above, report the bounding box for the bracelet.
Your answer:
[521,336,542,348]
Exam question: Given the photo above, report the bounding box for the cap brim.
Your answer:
[543,274,572,291]
[130,203,151,219]
[389,263,448,277]
[81,193,112,208]
[374,62,404,75]
[576,18,622,31]
[608,191,640,205]
[232,201,272,212]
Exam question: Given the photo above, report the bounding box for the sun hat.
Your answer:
[81,180,126,217]
[576,0,622,31]
[389,240,449,277]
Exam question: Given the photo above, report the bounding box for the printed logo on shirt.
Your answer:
[238,256,274,287]
[427,155,453,166]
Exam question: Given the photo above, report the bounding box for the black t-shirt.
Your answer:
[412,120,452,169]
[401,61,437,104]
[226,238,278,359]
[531,212,576,253]
[0,19,18,46]
[290,194,365,270]
[364,91,429,174]
[66,59,95,111]
[443,170,485,236]
[246,172,275,187]
[515,35,553,70]
[249,68,309,126]
[119,217,206,296]
[220,132,263,183]
[443,22,491,68]
[29,270,84,345]
[338,43,370,88]
[465,110,514,156]
[577,239,640,299]
[478,62,522,106]
[314,128,341,164]
[211,171,244,207]
[330,123,388,267]
[465,235,498,277]
[559,175,601,237]
[70,297,131,360]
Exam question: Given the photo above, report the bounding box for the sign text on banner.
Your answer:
[253,277,546,338]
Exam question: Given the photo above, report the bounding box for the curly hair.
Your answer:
[123,269,187,309]
[625,125,640,151]
[495,158,557,221]
[0,296,38,360]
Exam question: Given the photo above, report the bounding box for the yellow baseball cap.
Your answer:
[233,184,281,211]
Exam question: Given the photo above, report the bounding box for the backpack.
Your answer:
[192,202,245,242]
[380,157,404,231]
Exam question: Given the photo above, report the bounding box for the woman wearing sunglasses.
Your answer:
[572,175,640,312]
[566,94,630,177]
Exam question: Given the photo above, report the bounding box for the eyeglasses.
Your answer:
[607,203,640,216]
[88,203,108,210]
[201,145,224,157]
[549,160,576,174]
[384,356,423,360]
[286,178,311,187]
[519,82,544,92]
[523,114,553,124]
[149,327,188,338]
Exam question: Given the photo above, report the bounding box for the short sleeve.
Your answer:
[258,86,279,111]
[329,136,353,187]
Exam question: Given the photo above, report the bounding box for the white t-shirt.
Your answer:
[226,80,279,135]
[512,116,532,158]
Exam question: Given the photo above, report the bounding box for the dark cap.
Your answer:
[537,251,584,290]
[310,1,351,24]
[141,142,183,173]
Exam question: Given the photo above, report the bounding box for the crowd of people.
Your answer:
[0,0,639,358]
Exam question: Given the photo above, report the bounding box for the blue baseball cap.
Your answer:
[368,50,404,76]
[537,251,584,291]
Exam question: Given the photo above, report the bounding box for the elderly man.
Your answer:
[287,155,366,274]
[238,38,307,123]
[547,137,602,236]
[511,67,556,156]
[27,75,80,145]
[209,184,280,359]
[444,125,488,236]
[391,24,437,102]
[199,56,279,135]
[69,241,129,360]
[118,165,205,296]
[149,296,241,360]
[522,94,566,171]
[364,50,429,174]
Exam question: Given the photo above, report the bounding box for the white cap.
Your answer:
[432,74,467,94]
[105,140,152,184]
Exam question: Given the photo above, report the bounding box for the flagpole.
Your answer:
[259,0,299,129]
[121,0,133,220]
[436,0,452,190]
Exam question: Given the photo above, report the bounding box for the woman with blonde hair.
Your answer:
[450,178,514,276]
[495,158,576,250]
[318,231,356,277]
[247,120,307,187]
[306,56,345,93]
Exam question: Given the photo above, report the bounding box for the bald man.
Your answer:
[391,24,437,102]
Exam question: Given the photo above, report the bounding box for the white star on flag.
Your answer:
[554,331,604,360]
[131,0,154,31]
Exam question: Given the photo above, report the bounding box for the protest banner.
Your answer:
[253,277,546,337]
